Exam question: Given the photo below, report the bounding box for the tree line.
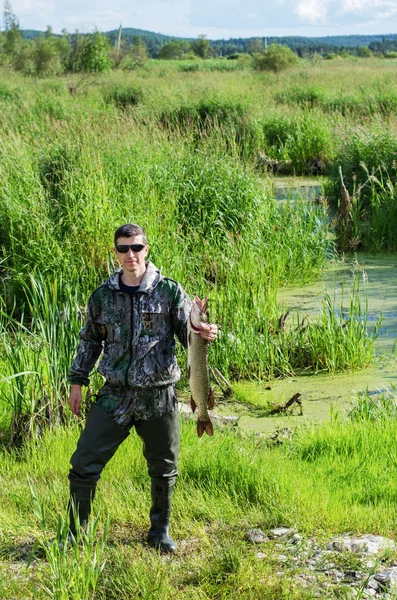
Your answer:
[1,0,397,77]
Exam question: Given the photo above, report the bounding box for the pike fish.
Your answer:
[188,296,214,437]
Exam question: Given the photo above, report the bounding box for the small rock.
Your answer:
[327,534,395,555]
[307,559,317,567]
[365,590,377,598]
[276,555,289,562]
[257,552,267,559]
[209,411,239,425]
[323,569,344,582]
[291,533,302,544]
[343,570,363,582]
[269,527,296,539]
[374,566,397,591]
[245,529,269,544]
[367,577,380,591]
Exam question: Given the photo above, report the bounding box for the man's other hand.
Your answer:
[199,324,218,343]
[68,384,83,417]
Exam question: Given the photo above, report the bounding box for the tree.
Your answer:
[357,46,372,58]
[32,28,64,76]
[3,0,22,57]
[119,36,148,70]
[247,38,263,54]
[252,44,298,72]
[130,35,148,66]
[67,31,85,72]
[79,31,113,73]
[191,34,210,59]
[159,40,192,59]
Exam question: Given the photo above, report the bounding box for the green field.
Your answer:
[1,59,397,598]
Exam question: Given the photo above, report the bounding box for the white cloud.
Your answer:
[295,0,327,24]
[342,0,397,15]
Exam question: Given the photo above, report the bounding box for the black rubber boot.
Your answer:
[68,485,96,538]
[147,478,176,553]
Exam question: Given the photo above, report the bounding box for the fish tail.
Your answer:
[197,419,214,438]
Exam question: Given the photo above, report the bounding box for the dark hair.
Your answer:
[114,224,147,246]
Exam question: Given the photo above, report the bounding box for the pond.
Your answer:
[269,176,323,202]
[218,254,397,435]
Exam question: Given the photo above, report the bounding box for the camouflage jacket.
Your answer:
[68,262,192,390]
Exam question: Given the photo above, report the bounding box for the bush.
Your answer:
[178,62,201,72]
[252,44,298,72]
[153,151,261,237]
[160,97,261,158]
[357,46,373,58]
[324,53,342,60]
[0,83,14,100]
[262,112,334,173]
[103,84,144,108]
[329,129,397,195]
[76,32,113,73]
[32,35,63,76]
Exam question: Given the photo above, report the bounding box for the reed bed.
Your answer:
[0,62,390,439]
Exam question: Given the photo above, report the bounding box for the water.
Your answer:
[278,254,397,352]
[218,254,397,435]
[217,179,397,433]
[270,176,323,202]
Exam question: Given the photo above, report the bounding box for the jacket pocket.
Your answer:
[97,311,123,343]
[140,306,169,338]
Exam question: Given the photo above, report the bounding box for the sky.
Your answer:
[8,0,397,39]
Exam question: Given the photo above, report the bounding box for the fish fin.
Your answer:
[197,419,214,438]
[190,396,197,413]
[205,419,214,436]
[208,387,215,409]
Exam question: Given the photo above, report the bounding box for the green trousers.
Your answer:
[68,395,180,535]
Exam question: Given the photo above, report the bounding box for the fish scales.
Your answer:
[187,296,214,437]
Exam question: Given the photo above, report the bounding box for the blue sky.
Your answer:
[10,0,397,38]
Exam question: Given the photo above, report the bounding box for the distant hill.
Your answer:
[20,28,397,57]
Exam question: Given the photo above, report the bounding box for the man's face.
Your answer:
[114,235,149,279]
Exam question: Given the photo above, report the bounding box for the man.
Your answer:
[67,223,217,553]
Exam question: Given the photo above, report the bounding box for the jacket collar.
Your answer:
[105,261,162,294]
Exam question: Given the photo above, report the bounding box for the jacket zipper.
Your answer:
[125,294,135,387]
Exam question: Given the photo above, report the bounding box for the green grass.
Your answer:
[1,408,397,598]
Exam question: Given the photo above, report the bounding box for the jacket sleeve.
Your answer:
[68,294,105,386]
[170,283,192,348]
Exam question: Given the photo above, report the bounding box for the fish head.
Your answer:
[190,296,211,332]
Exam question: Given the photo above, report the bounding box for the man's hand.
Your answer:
[68,384,83,417]
[199,324,218,343]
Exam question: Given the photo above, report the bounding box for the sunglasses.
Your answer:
[116,244,146,253]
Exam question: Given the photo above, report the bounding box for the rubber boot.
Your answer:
[147,478,176,553]
[68,485,96,538]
